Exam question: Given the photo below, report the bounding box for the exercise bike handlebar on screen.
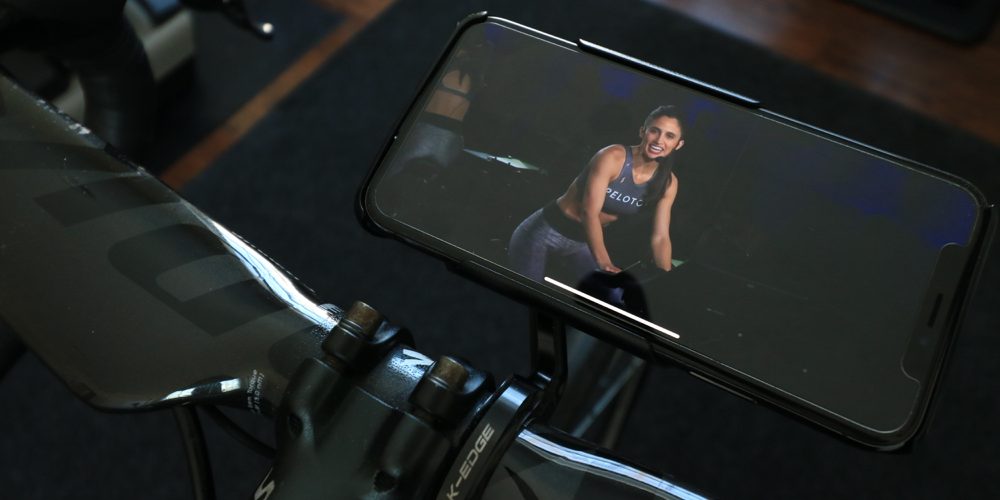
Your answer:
[0,57,705,500]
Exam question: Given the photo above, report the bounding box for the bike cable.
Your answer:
[173,406,216,500]
[201,405,276,459]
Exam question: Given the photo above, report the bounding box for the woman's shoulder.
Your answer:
[595,144,628,159]
[592,144,628,167]
[588,145,628,178]
[665,171,680,197]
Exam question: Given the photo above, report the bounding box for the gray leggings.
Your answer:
[508,208,598,284]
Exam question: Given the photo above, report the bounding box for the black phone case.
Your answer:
[356,12,997,451]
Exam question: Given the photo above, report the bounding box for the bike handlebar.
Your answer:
[0,60,708,500]
[488,425,704,500]
[0,74,334,414]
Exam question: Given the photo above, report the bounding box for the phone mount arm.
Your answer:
[529,310,569,416]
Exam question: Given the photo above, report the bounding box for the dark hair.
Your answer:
[643,105,686,136]
[642,105,686,209]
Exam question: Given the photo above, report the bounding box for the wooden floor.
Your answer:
[161,0,999,189]
[649,0,1000,146]
[161,0,397,189]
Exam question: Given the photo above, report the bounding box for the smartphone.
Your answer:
[358,14,994,450]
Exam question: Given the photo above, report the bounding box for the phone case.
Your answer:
[356,12,997,451]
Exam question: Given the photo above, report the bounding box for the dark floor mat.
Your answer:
[145,0,343,172]
[3,0,998,499]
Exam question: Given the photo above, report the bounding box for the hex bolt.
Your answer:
[321,301,383,364]
[340,301,383,339]
[427,356,469,391]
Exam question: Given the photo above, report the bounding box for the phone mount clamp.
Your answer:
[430,310,569,500]
[260,302,572,500]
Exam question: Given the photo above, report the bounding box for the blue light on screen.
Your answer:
[811,154,976,248]
[599,66,641,99]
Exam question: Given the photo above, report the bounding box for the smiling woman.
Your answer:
[507,105,686,293]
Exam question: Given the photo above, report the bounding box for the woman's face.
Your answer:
[639,115,684,161]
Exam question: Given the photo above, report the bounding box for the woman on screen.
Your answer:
[508,105,685,286]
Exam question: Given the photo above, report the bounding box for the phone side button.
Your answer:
[577,39,760,109]
[689,371,755,404]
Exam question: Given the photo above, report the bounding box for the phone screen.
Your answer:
[367,21,982,436]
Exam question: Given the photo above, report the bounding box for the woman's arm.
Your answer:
[651,174,679,271]
[581,146,625,273]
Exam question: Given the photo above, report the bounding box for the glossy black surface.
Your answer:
[485,424,705,500]
[265,344,491,499]
[0,76,336,412]
[438,377,539,500]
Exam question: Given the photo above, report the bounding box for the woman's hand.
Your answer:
[598,262,622,274]
[653,260,671,272]
[651,173,678,274]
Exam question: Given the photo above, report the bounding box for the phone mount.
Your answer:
[528,310,569,415]
[525,309,650,448]
[427,311,569,500]
[253,302,573,500]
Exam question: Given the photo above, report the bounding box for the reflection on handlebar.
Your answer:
[203,215,337,330]
[515,428,706,500]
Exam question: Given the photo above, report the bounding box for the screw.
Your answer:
[427,356,469,391]
[339,301,383,339]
